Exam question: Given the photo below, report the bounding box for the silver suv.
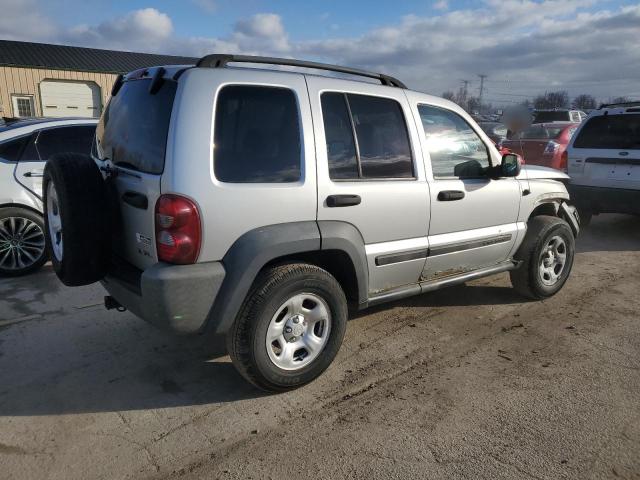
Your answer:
[43,55,580,391]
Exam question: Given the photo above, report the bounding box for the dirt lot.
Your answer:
[0,214,638,480]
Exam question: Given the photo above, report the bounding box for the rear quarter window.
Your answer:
[213,85,301,183]
[573,114,640,149]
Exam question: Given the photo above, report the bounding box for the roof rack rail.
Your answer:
[195,54,407,89]
[598,101,640,109]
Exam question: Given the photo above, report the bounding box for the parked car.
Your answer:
[501,122,579,171]
[566,101,640,225]
[42,55,579,391]
[0,117,97,276]
[478,121,508,145]
[533,109,587,124]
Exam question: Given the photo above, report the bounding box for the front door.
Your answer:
[406,97,522,281]
[306,76,430,294]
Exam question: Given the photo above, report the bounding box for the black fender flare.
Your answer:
[207,221,369,334]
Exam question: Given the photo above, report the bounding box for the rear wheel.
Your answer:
[510,215,575,300]
[0,207,47,276]
[227,263,348,392]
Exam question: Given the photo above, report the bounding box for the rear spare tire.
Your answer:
[43,153,110,286]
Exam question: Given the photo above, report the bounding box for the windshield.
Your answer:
[573,114,640,150]
[95,78,177,174]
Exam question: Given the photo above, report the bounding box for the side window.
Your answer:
[321,92,414,180]
[418,105,490,178]
[0,136,29,162]
[214,85,301,183]
[36,126,95,159]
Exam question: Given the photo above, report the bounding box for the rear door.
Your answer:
[94,73,176,270]
[15,125,95,198]
[307,76,430,294]
[569,113,640,190]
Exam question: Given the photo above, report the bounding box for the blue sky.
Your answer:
[2,0,639,103]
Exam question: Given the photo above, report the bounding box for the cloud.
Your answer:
[63,8,173,52]
[0,0,56,41]
[433,0,448,11]
[191,0,217,14]
[0,1,637,102]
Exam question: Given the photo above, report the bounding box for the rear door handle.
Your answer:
[437,190,465,201]
[326,194,361,208]
[122,191,148,210]
[23,171,44,178]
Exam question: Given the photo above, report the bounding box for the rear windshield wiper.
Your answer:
[113,161,141,172]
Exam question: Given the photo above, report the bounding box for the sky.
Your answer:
[1,0,639,105]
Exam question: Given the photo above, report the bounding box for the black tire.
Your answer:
[227,263,348,392]
[0,207,48,276]
[43,153,110,286]
[510,215,575,300]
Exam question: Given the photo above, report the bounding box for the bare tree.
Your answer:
[572,94,596,111]
[442,91,456,101]
[610,96,630,104]
[534,91,569,109]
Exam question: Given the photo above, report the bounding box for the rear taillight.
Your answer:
[543,141,560,155]
[559,150,568,172]
[155,194,201,264]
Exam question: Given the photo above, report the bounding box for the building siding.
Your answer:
[0,66,117,117]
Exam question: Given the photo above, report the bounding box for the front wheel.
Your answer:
[0,207,47,276]
[227,263,348,392]
[510,215,575,300]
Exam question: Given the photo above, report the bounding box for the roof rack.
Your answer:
[598,101,640,109]
[195,54,407,89]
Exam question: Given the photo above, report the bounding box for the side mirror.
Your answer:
[501,153,522,177]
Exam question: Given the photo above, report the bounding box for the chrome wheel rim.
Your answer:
[265,293,332,371]
[0,216,45,271]
[539,235,567,286]
[46,181,63,262]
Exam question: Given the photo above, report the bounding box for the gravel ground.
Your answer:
[0,214,638,480]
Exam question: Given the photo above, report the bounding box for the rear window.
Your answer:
[0,135,28,162]
[95,78,176,174]
[513,125,567,140]
[534,111,568,123]
[573,114,640,150]
[214,85,301,183]
[321,92,414,180]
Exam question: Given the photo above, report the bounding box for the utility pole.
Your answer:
[458,79,469,107]
[478,74,487,113]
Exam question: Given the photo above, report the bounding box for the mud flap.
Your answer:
[559,202,580,237]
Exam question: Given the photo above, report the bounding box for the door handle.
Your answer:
[122,191,148,210]
[437,190,465,201]
[326,194,361,208]
[23,171,44,178]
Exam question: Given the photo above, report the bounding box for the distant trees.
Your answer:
[610,96,630,104]
[534,91,569,109]
[442,91,456,101]
[441,90,488,114]
[572,94,597,111]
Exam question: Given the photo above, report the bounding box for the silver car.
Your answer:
[0,118,96,275]
[43,55,580,391]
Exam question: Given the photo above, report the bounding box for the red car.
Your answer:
[501,122,579,171]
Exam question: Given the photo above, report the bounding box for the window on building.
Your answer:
[214,85,301,183]
[321,92,414,180]
[12,95,35,118]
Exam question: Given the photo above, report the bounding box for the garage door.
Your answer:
[40,80,101,118]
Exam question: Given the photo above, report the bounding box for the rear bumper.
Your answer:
[567,184,640,215]
[102,260,225,334]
